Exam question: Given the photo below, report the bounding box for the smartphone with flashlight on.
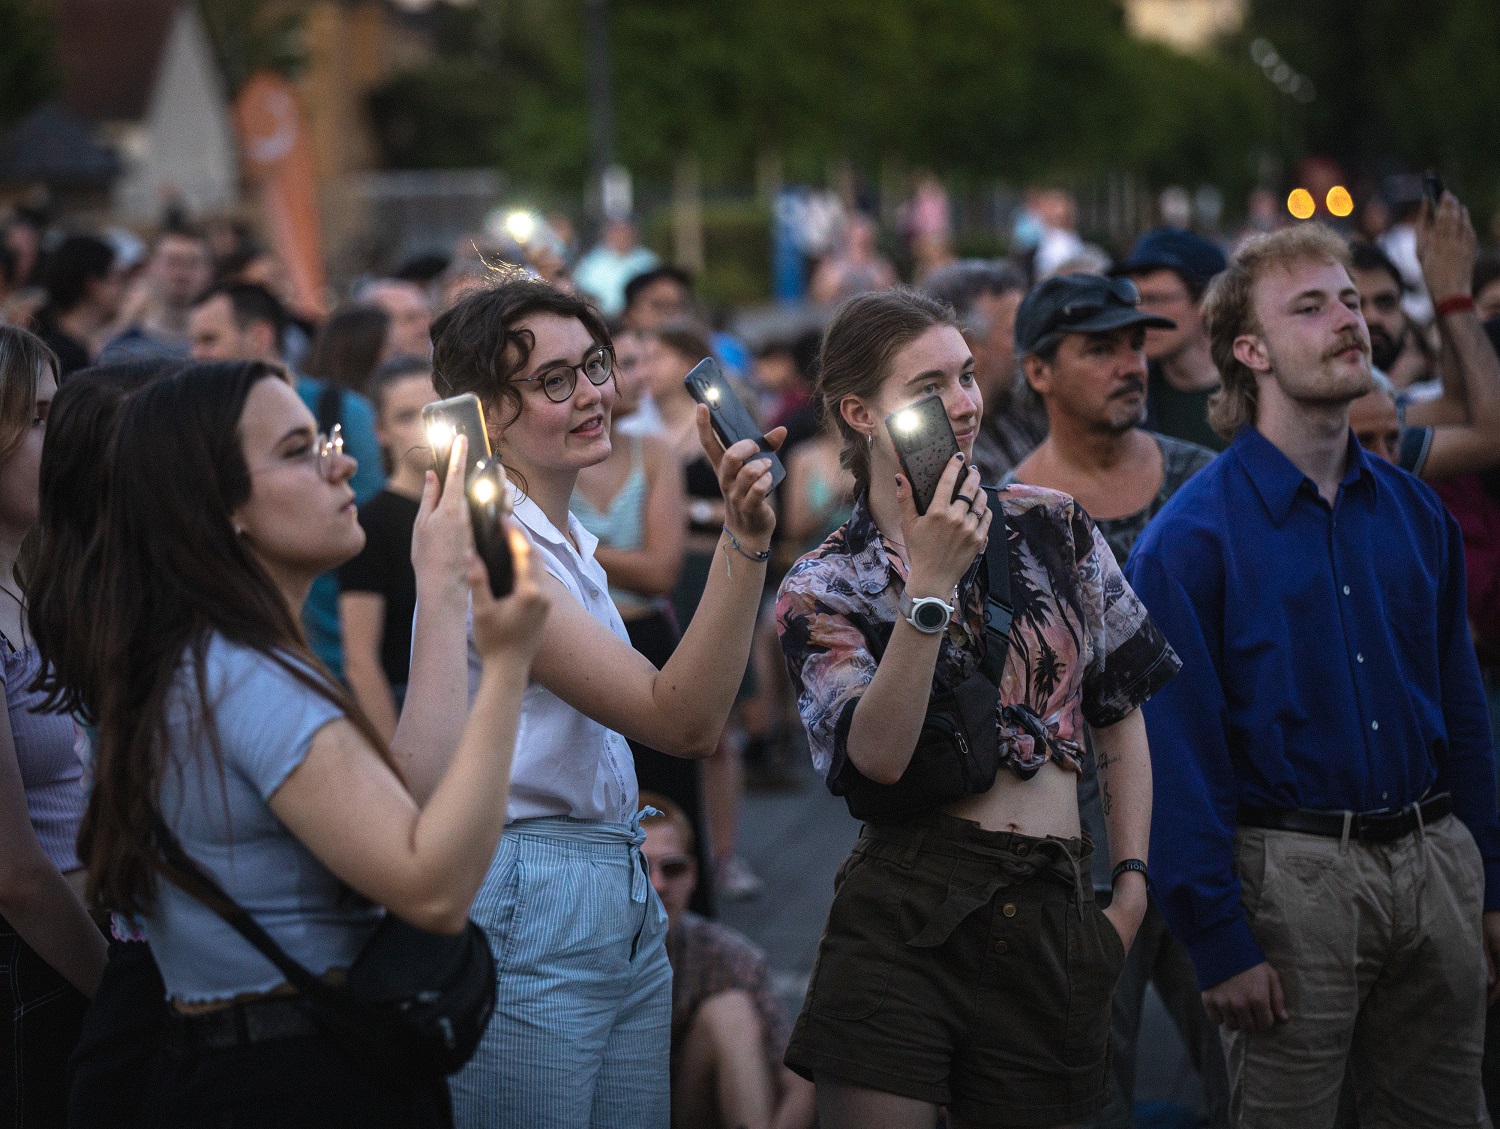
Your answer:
[683,358,786,491]
[886,394,963,515]
[467,456,515,598]
[422,393,491,491]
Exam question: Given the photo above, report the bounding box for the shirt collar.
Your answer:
[842,494,903,596]
[513,489,600,562]
[1231,425,1377,526]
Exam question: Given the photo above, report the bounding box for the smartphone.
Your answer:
[683,358,786,491]
[1424,170,1445,209]
[467,457,514,598]
[886,395,962,515]
[422,393,491,490]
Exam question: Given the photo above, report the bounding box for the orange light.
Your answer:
[1287,188,1316,220]
[1326,186,1354,218]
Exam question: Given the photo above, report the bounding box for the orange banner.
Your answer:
[234,72,327,320]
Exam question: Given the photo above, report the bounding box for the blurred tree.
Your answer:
[0,0,57,130]
[367,0,1275,200]
[197,0,305,94]
[1243,0,1500,202]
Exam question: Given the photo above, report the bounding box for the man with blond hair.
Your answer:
[1125,220,1500,1128]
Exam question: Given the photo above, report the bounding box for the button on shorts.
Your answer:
[785,813,1125,1128]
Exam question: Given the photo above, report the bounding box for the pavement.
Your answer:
[718,765,1209,1121]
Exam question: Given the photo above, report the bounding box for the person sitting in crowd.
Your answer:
[100,226,214,364]
[355,278,434,361]
[1344,192,1500,481]
[1118,227,1229,452]
[0,327,108,1128]
[306,304,393,398]
[777,288,1176,1128]
[36,235,126,377]
[67,359,547,1127]
[188,282,384,676]
[339,355,438,741]
[402,277,781,1127]
[639,793,815,1129]
[1001,274,1226,1129]
[1126,221,1500,1129]
[569,327,716,914]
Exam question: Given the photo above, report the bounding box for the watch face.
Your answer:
[913,601,949,631]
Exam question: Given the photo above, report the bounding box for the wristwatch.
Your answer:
[899,592,954,634]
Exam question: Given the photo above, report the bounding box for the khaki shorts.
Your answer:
[785,813,1125,1128]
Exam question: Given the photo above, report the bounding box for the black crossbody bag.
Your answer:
[151,814,496,1078]
[832,486,1015,821]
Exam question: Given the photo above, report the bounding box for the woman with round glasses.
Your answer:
[411,278,781,1128]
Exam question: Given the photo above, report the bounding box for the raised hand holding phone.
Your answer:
[466,457,515,598]
[886,394,964,515]
[423,393,491,490]
[894,449,990,603]
[684,358,786,490]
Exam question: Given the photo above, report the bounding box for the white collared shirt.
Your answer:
[467,492,639,824]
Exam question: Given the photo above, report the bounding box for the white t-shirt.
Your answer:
[467,492,639,824]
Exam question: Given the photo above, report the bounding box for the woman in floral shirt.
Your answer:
[775,289,1179,1129]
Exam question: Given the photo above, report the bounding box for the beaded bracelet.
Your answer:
[721,526,770,578]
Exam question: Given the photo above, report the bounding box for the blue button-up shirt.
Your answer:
[1125,426,1500,990]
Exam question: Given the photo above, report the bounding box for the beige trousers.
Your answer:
[1224,814,1490,1129]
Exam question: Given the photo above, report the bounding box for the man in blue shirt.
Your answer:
[1126,221,1500,1128]
[188,282,385,678]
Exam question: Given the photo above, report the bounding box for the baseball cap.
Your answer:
[1014,274,1176,358]
[1114,227,1228,290]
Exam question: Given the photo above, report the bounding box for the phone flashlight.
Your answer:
[427,420,456,463]
[467,457,515,598]
[891,408,921,435]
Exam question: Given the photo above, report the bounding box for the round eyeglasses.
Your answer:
[516,346,614,403]
[250,424,344,481]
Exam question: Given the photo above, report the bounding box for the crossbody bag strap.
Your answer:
[150,813,341,1006]
[978,486,1013,685]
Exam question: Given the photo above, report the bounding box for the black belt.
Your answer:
[174,995,317,1053]
[1239,792,1452,844]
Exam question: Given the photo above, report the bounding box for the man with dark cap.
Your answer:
[1006,272,1229,1129]
[1119,227,1229,451]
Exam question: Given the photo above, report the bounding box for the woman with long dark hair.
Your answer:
[776,289,1177,1128]
[0,326,108,1128]
[412,277,780,1128]
[72,360,547,1127]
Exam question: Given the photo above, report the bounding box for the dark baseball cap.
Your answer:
[1014,274,1176,358]
[1115,227,1228,289]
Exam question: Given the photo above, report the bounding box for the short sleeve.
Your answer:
[1071,505,1182,727]
[775,564,880,783]
[203,640,345,801]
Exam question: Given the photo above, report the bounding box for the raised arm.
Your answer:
[590,435,686,597]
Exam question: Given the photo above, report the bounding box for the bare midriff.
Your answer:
[943,756,1082,838]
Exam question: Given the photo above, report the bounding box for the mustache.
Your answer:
[1324,332,1369,361]
[1109,377,1146,400]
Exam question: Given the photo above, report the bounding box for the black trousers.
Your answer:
[0,911,89,1129]
[148,1020,453,1128]
[67,938,169,1128]
[624,609,716,917]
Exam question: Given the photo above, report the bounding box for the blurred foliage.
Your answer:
[0,0,57,130]
[1242,0,1500,204]
[643,200,771,309]
[197,0,305,94]
[368,0,1275,198]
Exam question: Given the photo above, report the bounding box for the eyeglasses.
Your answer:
[515,346,614,403]
[645,854,694,880]
[250,424,345,481]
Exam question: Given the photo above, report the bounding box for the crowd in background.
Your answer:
[3,164,1500,1129]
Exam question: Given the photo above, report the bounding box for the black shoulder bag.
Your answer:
[832,486,1015,822]
[151,815,496,1079]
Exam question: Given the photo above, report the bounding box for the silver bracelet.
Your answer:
[721,526,770,578]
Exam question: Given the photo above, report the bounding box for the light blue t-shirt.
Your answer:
[144,634,381,1002]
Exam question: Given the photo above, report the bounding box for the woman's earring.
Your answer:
[866,432,873,450]
[233,524,245,536]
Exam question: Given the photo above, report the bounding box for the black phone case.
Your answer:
[467,458,514,598]
[886,395,961,515]
[423,394,491,485]
[683,358,786,490]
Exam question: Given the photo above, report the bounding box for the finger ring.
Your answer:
[959,493,975,511]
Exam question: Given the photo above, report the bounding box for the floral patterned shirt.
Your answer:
[775,485,1181,787]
